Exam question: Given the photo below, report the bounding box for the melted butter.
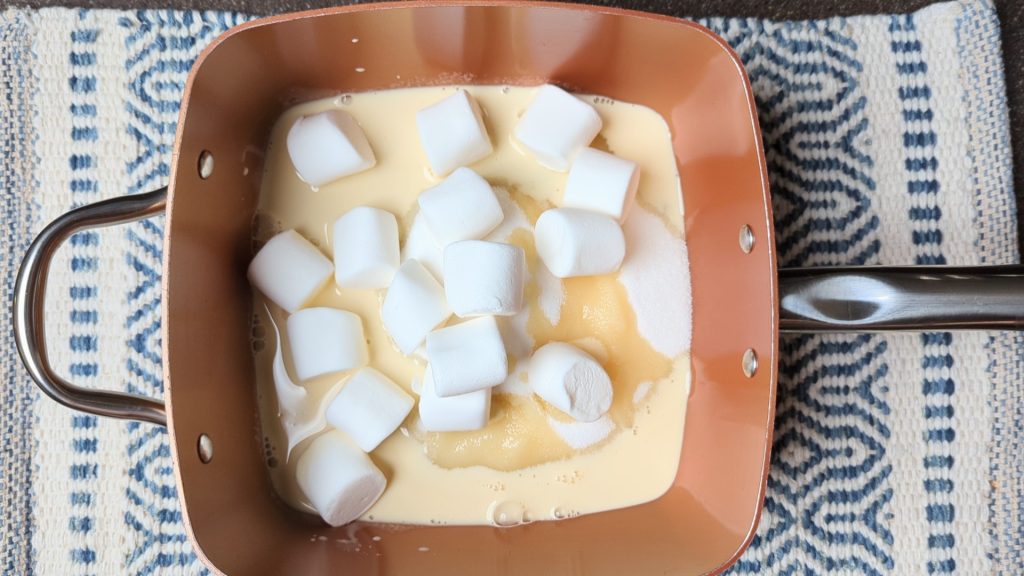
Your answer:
[253,85,689,525]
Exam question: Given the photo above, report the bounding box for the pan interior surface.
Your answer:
[162,3,776,575]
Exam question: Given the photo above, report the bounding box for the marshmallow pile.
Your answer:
[251,84,638,527]
[249,222,411,527]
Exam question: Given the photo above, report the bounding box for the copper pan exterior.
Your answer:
[162,2,776,574]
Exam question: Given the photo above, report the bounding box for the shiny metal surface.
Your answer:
[739,224,755,254]
[779,265,1024,331]
[741,348,758,377]
[13,188,169,426]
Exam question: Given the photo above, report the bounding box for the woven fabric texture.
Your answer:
[0,1,1017,574]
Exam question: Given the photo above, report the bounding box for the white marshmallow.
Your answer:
[382,260,452,355]
[443,241,525,317]
[514,84,602,171]
[426,316,507,397]
[562,148,640,222]
[418,365,491,432]
[401,213,445,281]
[529,342,613,422]
[248,230,333,313]
[418,167,504,247]
[416,90,493,176]
[296,430,386,527]
[287,110,376,186]
[332,207,400,289]
[326,368,414,452]
[286,307,368,382]
[534,208,625,278]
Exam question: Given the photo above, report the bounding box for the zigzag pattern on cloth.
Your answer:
[700,17,896,575]
[118,11,248,574]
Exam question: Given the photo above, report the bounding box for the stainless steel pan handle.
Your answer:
[13,188,169,426]
[779,265,1024,332]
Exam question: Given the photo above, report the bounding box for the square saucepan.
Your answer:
[14,2,778,574]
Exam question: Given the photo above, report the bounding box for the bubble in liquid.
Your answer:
[355,67,366,73]
[335,94,353,106]
[251,339,266,353]
[267,456,279,468]
[551,507,566,519]
[371,536,381,542]
[418,547,430,552]
[487,500,530,527]
[501,86,510,94]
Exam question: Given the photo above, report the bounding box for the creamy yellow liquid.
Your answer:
[252,86,690,525]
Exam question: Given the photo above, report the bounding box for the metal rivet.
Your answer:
[742,348,758,378]
[198,150,214,180]
[739,224,755,253]
[197,434,214,463]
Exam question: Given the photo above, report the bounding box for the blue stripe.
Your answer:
[69,154,93,170]
[71,256,98,272]
[71,415,97,429]
[69,285,96,300]
[927,559,956,574]
[70,178,97,193]
[925,428,955,442]
[70,310,97,324]
[69,231,98,246]
[69,516,93,533]
[72,438,98,454]
[924,405,954,419]
[907,180,940,194]
[69,363,98,377]
[924,479,954,493]
[924,455,954,469]
[68,75,96,93]
[69,51,96,66]
[69,19,102,562]
[71,126,99,142]
[70,29,99,43]
[909,206,941,220]
[902,131,937,147]
[926,504,954,523]
[70,492,93,507]
[922,379,954,396]
[70,103,97,117]
[70,548,96,564]
[69,335,96,352]
[70,464,98,480]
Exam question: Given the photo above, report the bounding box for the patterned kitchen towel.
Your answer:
[0,1,1018,574]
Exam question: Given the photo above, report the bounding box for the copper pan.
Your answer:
[13,2,1024,575]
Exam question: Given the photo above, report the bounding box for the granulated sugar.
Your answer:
[617,206,692,358]
[485,187,529,242]
[535,263,563,325]
[547,414,616,450]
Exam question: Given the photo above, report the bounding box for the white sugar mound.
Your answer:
[485,186,530,242]
[547,414,615,450]
[618,206,692,358]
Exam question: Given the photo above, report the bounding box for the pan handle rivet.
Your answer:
[739,224,755,253]
[198,433,214,464]
[742,348,758,378]
[198,150,215,180]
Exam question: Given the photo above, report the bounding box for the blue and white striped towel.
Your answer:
[0,1,1018,573]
